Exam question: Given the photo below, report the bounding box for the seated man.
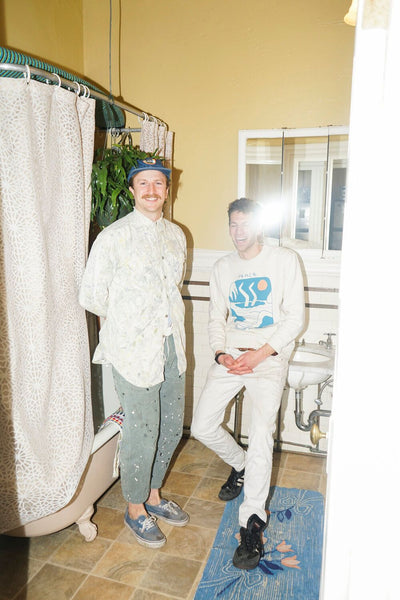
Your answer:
[191,197,304,569]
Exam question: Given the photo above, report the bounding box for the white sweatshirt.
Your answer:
[208,245,305,358]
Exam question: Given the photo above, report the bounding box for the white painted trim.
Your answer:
[186,248,230,274]
[187,247,341,278]
[239,126,349,139]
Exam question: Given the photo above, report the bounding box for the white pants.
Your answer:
[191,349,288,527]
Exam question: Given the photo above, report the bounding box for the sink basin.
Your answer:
[287,343,334,390]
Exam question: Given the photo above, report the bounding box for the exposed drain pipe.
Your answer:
[294,388,331,431]
[294,377,333,451]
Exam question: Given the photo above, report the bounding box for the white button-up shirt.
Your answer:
[79,209,186,387]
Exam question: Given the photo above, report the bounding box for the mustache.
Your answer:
[142,194,162,200]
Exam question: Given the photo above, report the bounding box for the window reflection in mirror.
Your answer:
[238,128,348,252]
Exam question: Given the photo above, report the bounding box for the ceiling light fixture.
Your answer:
[344,0,358,26]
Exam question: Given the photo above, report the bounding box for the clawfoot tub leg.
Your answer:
[75,505,98,542]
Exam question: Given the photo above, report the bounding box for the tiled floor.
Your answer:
[0,439,326,600]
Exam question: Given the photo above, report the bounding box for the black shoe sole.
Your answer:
[232,552,261,570]
[218,486,243,501]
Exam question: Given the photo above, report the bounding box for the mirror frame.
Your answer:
[238,126,349,256]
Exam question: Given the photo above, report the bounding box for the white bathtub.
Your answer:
[6,421,121,541]
[6,365,122,542]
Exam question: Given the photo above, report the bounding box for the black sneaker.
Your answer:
[218,467,245,501]
[232,513,266,570]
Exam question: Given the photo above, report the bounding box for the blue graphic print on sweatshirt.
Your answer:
[229,276,274,329]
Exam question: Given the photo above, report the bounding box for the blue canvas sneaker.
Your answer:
[145,499,189,526]
[124,509,166,548]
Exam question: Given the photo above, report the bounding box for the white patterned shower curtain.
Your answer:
[0,78,95,532]
[140,116,174,161]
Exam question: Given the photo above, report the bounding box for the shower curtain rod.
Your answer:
[0,62,153,122]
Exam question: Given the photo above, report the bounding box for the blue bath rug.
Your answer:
[194,486,324,600]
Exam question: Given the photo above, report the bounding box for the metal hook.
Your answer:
[24,64,31,84]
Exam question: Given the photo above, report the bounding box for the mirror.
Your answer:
[238,127,349,252]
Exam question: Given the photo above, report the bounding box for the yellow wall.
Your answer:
[1,0,84,77]
[1,0,355,250]
[83,0,355,249]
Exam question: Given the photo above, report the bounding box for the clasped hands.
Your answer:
[217,345,276,375]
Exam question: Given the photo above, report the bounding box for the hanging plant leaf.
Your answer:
[90,143,160,228]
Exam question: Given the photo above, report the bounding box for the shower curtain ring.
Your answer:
[54,73,61,88]
[24,64,31,84]
[82,84,90,98]
[72,81,81,95]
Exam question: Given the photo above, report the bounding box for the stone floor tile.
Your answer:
[72,575,133,600]
[93,506,125,540]
[92,540,154,587]
[133,589,180,600]
[140,554,201,598]
[192,477,225,502]
[272,450,289,470]
[97,479,126,512]
[285,451,326,474]
[0,551,43,599]
[7,445,329,600]
[183,498,224,530]
[178,438,215,460]
[162,471,202,497]
[161,524,216,562]
[28,529,74,562]
[14,564,86,600]
[278,469,321,491]
[205,456,231,480]
[172,453,211,476]
[50,531,111,572]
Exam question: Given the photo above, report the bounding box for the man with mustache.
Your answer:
[80,158,188,548]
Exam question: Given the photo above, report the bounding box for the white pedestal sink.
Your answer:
[287,343,335,390]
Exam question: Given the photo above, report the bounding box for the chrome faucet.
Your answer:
[319,332,336,349]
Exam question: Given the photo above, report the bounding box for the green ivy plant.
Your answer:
[91,144,158,228]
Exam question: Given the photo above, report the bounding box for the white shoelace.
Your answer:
[164,500,179,515]
[141,515,158,531]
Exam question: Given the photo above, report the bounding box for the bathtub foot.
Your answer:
[76,505,98,542]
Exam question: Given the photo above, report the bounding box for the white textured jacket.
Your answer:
[79,209,186,387]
